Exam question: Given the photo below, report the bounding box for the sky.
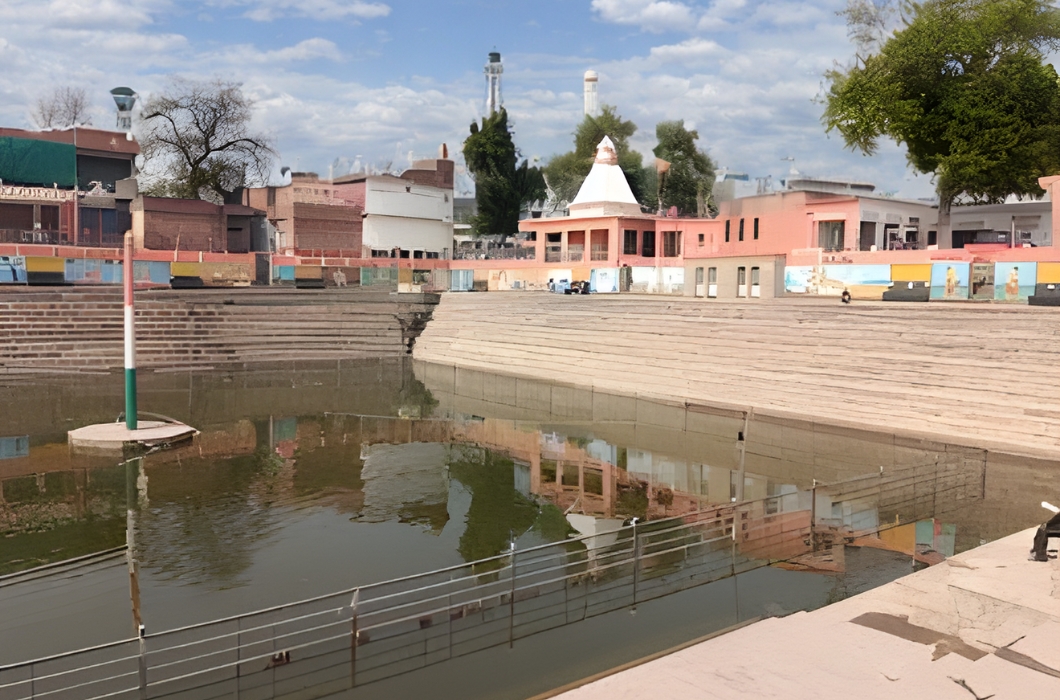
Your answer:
[0,0,943,199]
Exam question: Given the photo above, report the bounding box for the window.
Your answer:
[661,231,680,257]
[818,221,845,251]
[698,233,705,245]
[928,230,938,246]
[738,219,745,242]
[525,231,537,241]
[623,230,638,255]
[642,230,656,257]
[590,230,609,261]
[567,230,585,262]
[546,232,562,262]
[725,220,730,242]
[753,218,759,240]
[707,267,717,298]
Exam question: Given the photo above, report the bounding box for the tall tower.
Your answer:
[110,87,138,131]
[583,70,599,117]
[485,52,503,115]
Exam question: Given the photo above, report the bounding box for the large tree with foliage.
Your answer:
[653,121,717,217]
[139,78,275,203]
[823,0,1060,243]
[543,105,650,206]
[463,108,546,239]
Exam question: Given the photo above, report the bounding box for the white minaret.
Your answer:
[583,70,599,117]
[485,52,504,115]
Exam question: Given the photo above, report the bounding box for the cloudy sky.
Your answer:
[0,0,941,198]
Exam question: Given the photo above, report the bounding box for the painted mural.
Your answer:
[0,256,26,284]
[929,263,970,300]
[785,265,891,296]
[589,268,619,293]
[994,262,1037,302]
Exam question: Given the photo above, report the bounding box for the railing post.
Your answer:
[631,520,640,610]
[350,589,359,689]
[508,546,517,649]
[810,480,817,553]
[137,624,147,700]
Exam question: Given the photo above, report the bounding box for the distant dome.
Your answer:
[584,70,598,82]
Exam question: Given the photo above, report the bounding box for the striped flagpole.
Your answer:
[124,232,137,431]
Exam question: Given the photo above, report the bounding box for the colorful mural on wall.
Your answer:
[784,265,891,297]
[994,262,1037,302]
[929,263,970,300]
[0,256,26,284]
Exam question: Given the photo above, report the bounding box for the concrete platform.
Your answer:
[548,527,1060,700]
[67,420,198,455]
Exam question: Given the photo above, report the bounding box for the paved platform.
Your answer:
[67,420,198,454]
[549,527,1060,700]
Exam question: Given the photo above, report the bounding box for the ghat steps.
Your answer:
[413,293,1060,459]
[0,287,437,372]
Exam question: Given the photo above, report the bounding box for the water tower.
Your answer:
[110,87,138,131]
[583,70,599,117]
[485,52,503,115]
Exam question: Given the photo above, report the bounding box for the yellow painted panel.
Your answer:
[199,263,251,282]
[25,256,65,273]
[572,267,591,281]
[890,264,931,282]
[1037,262,1060,284]
[170,262,200,277]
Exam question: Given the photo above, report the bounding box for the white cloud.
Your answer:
[0,0,167,29]
[225,0,391,22]
[591,0,698,33]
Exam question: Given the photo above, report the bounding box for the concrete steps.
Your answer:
[413,293,1060,458]
[0,287,436,371]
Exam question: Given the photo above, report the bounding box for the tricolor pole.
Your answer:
[124,231,137,431]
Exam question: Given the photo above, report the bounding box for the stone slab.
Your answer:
[68,420,198,455]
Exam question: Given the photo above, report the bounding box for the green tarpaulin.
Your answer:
[0,137,76,188]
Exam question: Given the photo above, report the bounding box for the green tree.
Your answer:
[463,109,546,239]
[544,105,650,206]
[139,78,275,203]
[653,121,717,217]
[823,0,1060,244]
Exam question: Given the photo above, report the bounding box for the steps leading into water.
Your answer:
[0,287,437,372]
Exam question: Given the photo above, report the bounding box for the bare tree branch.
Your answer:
[137,77,275,201]
[31,86,92,128]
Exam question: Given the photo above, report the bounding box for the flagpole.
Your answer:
[124,231,137,431]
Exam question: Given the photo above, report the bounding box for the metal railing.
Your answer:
[0,455,985,700]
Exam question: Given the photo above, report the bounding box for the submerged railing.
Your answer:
[0,453,986,700]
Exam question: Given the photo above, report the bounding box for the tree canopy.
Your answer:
[653,121,717,217]
[543,105,649,206]
[138,78,275,202]
[463,108,546,238]
[823,0,1060,234]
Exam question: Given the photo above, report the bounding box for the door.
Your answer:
[859,221,876,251]
[750,267,761,298]
[620,266,632,292]
[254,253,270,286]
[707,267,717,298]
[737,266,747,298]
[694,267,705,297]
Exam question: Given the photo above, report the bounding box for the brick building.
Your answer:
[131,195,266,253]
[245,173,363,255]
[0,126,139,247]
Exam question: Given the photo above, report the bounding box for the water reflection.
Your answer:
[0,360,1050,644]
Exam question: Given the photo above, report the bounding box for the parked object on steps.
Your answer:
[1030,502,1060,562]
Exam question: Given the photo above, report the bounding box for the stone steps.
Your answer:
[414,294,1060,458]
[0,287,435,371]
